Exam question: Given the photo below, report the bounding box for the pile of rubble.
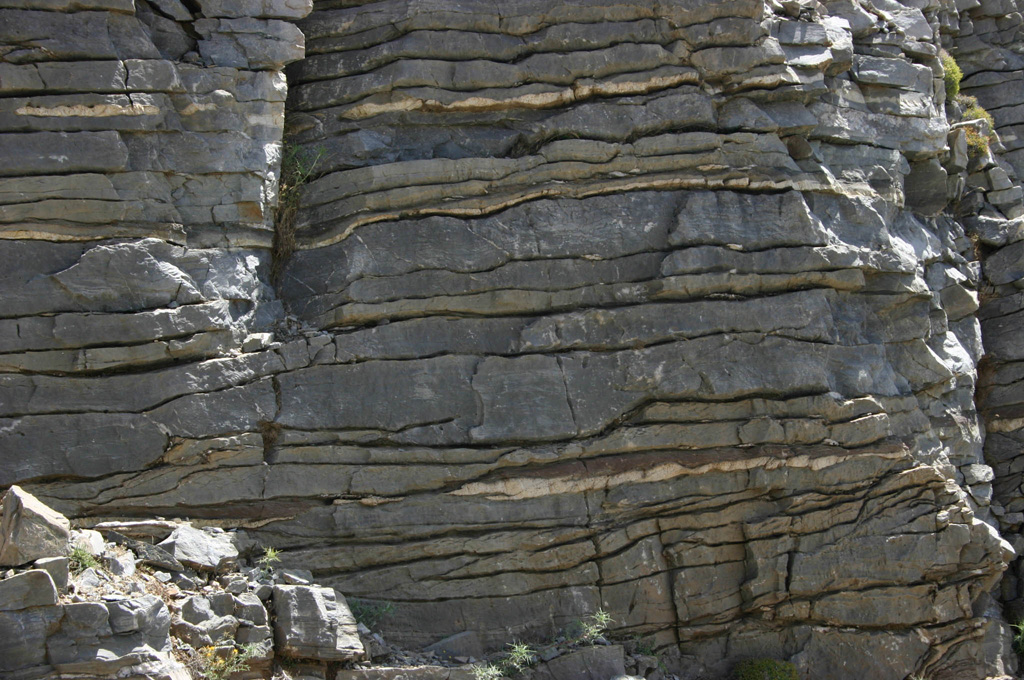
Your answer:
[0,483,371,680]
[0,485,665,680]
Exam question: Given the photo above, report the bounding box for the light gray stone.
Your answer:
[273,585,364,660]
[34,556,70,592]
[158,526,238,573]
[71,529,105,556]
[0,486,70,566]
[0,570,58,611]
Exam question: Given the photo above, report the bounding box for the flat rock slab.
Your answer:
[92,519,182,542]
[0,485,70,566]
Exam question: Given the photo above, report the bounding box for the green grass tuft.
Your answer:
[69,546,99,575]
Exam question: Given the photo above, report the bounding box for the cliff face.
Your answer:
[2,0,1024,678]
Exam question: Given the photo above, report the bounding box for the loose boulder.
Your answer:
[158,525,238,573]
[0,485,71,566]
[273,585,365,661]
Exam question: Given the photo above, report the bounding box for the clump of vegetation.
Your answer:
[348,598,396,630]
[504,641,537,673]
[1012,618,1024,660]
[470,610,613,680]
[964,126,991,157]
[732,658,799,680]
[194,641,261,680]
[470,663,504,680]
[956,94,997,158]
[471,641,537,680]
[255,546,280,578]
[940,50,962,99]
[960,95,995,130]
[272,142,326,285]
[576,609,613,644]
[69,546,99,575]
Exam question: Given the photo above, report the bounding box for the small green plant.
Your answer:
[964,126,990,157]
[504,641,536,672]
[272,142,326,284]
[348,598,395,630]
[940,50,962,99]
[579,609,613,643]
[963,102,995,130]
[196,641,261,680]
[69,546,99,575]
[955,94,997,158]
[1011,618,1024,658]
[732,658,799,680]
[256,546,280,577]
[470,663,504,680]
[470,640,537,679]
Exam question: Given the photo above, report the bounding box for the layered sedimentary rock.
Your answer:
[3,0,1024,678]
[949,0,1024,625]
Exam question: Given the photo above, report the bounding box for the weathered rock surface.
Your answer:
[3,0,1024,678]
[0,568,58,610]
[0,497,396,680]
[0,485,71,566]
[158,525,239,573]
[0,591,184,679]
[273,584,365,661]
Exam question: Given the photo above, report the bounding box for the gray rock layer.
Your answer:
[3,0,1024,678]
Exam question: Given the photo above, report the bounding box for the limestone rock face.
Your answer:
[3,0,1024,678]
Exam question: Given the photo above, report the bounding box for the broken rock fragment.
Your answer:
[158,525,238,573]
[0,485,71,566]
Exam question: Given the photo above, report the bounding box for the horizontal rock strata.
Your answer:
[2,0,1024,678]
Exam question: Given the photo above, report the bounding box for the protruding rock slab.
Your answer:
[273,585,365,661]
[0,485,70,566]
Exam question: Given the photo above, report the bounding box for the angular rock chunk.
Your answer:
[0,485,71,566]
[0,570,58,611]
[158,525,238,573]
[273,585,364,660]
[47,596,178,675]
[34,556,70,592]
